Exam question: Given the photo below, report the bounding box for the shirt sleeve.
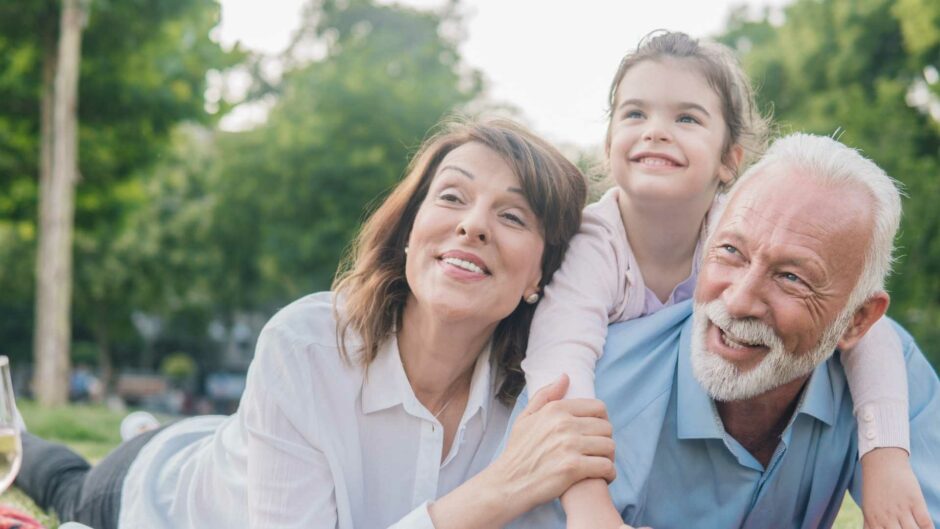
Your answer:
[387,502,437,529]
[840,315,910,456]
[849,323,940,527]
[521,201,632,399]
[242,324,342,529]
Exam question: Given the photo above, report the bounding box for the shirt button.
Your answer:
[865,428,877,440]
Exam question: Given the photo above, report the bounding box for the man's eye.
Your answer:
[721,244,738,254]
[782,272,802,283]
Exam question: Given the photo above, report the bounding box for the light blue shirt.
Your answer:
[511,300,940,528]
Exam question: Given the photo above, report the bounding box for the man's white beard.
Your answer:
[690,299,854,401]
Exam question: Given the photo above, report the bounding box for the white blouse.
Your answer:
[119,292,511,529]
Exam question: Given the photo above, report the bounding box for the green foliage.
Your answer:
[718,0,940,367]
[0,0,242,367]
[194,0,480,315]
[160,352,197,381]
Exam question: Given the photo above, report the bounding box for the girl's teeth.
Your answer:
[443,257,484,274]
[640,157,677,166]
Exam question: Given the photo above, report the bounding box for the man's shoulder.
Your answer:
[596,301,692,428]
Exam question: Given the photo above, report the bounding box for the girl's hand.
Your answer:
[861,447,934,529]
[487,374,616,514]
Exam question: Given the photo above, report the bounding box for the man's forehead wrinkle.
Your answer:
[731,202,833,245]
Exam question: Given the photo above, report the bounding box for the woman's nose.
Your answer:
[456,209,490,243]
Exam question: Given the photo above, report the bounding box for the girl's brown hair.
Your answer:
[332,117,587,403]
[607,30,770,181]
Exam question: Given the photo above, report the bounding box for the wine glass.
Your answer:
[0,356,21,493]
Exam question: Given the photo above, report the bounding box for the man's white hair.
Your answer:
[731,133,903,311]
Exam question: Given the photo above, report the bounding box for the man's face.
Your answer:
[691,164,874,400]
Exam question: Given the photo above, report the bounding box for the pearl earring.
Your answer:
[404,246,409,255]
[525,293,540,304]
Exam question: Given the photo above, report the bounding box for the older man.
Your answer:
[512,133,940,528]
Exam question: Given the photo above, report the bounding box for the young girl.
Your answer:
[521,31,929,529]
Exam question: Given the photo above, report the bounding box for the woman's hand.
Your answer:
[488,375,616,512]
[427,375,616,529]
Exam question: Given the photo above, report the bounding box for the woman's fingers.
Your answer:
[570,455,616,483]
[572,416,614,438]
[554,398,609,420]
[523,374,570,417]
[576,435,616,460]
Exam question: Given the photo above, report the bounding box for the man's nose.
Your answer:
[721,266,768,320]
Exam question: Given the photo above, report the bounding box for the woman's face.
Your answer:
[405,142,545,327]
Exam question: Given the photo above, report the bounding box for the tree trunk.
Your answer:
[33,0,87,406]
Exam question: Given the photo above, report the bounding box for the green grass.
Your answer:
[0,400,128,528]
[2,402,866,528]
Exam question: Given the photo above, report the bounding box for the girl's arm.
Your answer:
[523,198,640,400]
[843,317,932,529]
[521,198,639,528]
[842,316,908,456]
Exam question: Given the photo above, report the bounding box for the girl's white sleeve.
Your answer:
[841,315,910,457]
[521,203,637,399]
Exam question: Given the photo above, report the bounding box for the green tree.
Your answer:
[0,0,242,398]
[203,0,481,317]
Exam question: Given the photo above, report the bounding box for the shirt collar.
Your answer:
[360,335,493,424]
[360,335,410,415]
[676,319,840,440]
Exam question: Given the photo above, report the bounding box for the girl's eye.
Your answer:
[624,110,644,119]
[677,114,700,124]
[501,212,526,226]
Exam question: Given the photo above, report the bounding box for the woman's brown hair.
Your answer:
[332,117,587,403]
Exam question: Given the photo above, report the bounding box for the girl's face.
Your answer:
[608,58,735,210]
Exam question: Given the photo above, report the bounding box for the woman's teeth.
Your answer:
[443,257,485,274]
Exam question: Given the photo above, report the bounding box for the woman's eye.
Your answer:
[438,192,461,203]
[678,114,700,124]
[501,212,526,226]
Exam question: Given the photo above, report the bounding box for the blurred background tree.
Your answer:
[0,0,937,406]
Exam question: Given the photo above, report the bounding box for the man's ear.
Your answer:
[838,292,890,351]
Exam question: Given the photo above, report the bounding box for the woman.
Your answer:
[16,118,616,528]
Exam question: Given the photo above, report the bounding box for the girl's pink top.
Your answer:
[522,187,909,456]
